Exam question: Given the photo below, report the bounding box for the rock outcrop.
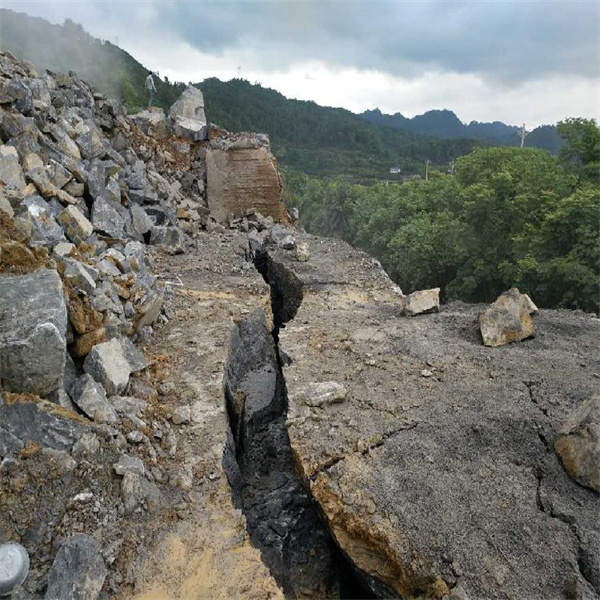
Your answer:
[206,133,289,224]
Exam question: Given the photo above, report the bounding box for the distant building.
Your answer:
[389,166,401,175]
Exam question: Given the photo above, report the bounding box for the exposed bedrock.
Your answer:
[255,234,600,600]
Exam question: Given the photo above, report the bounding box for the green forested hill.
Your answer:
[197,77,481,180]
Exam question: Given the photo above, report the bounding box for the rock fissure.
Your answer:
[309,421,420,482]
[222,249,375,599]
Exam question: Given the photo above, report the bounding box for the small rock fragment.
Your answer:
[299,381,347,407]
[113,454,145,477]
[45,534,106,600]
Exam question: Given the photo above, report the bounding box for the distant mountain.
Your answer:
[361,108,562,154]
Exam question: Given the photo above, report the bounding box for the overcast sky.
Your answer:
[2,0,599,127]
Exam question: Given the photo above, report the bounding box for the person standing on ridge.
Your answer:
[145,71,157,107]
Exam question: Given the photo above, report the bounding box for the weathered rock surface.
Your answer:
[0,269,67,396]
[168,85,207,141]
[555,395,600,492]
[0,395,88,455]
[268,233,600,600]
[69,374,118,423]
[206,134,289,224]
[479,287,535,346]
[405,286,440,316]
[45,534,106,600]
[83,338,135,396]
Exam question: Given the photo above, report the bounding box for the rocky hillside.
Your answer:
[0,50,598,600]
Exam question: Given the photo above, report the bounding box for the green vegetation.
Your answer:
[285,120,600,313]
[198,77,482,181]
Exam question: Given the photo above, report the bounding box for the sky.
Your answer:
[1,0,599,128]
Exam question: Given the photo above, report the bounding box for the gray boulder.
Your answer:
[168,86,207,141]
[0,398,88,454]
[63,258,97,295]
[0,270,67,396]
[149,226,184,250]
[57,205,94,245]
[0,154,26,190]
[91,196,129,239]
[45,534,106,600]
[83,338,135,396]
[23,195,66,246]
[131,108,169,140]
[69,374,118,424]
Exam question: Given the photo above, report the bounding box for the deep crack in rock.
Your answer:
[221,248,375,599]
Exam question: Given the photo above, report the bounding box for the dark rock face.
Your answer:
[0,270,67,396]
[45,534,106,600]
[0,397,88,455]
[223,303,364,599]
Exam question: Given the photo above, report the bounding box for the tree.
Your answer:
[557,118,600,182]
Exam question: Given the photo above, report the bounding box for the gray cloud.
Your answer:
[152,0,598,81]
[3,0,597,83]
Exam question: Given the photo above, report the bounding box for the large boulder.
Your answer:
[131,108,169,140]
[206,135,289,224]
[555,395,600,492]
[168,85,207,141]
[479,287,535,347]
[0,270,67,396]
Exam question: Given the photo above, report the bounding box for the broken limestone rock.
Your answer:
[168,85,207,141]
[57,205,94,245]
[0,269,67,396]
[0,397,88,454]
[297,381,347,407]
[555,395,600,492]
[69,374,118,424]
[131,108,169,140]
[479,287,535,347]
[83,338,132,396]
[45,534,107,600]
[23,195,66,247]
[295,241,310,262]
[206,135,289,224]
[0,154,26,190]
[405,288,440,316]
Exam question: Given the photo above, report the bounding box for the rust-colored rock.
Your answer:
[72,327,107,358]
[479,287,535,347]
[555,395,600,492]
[206,135,289,224]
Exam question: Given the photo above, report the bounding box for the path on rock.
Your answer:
[128,231,282,600]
